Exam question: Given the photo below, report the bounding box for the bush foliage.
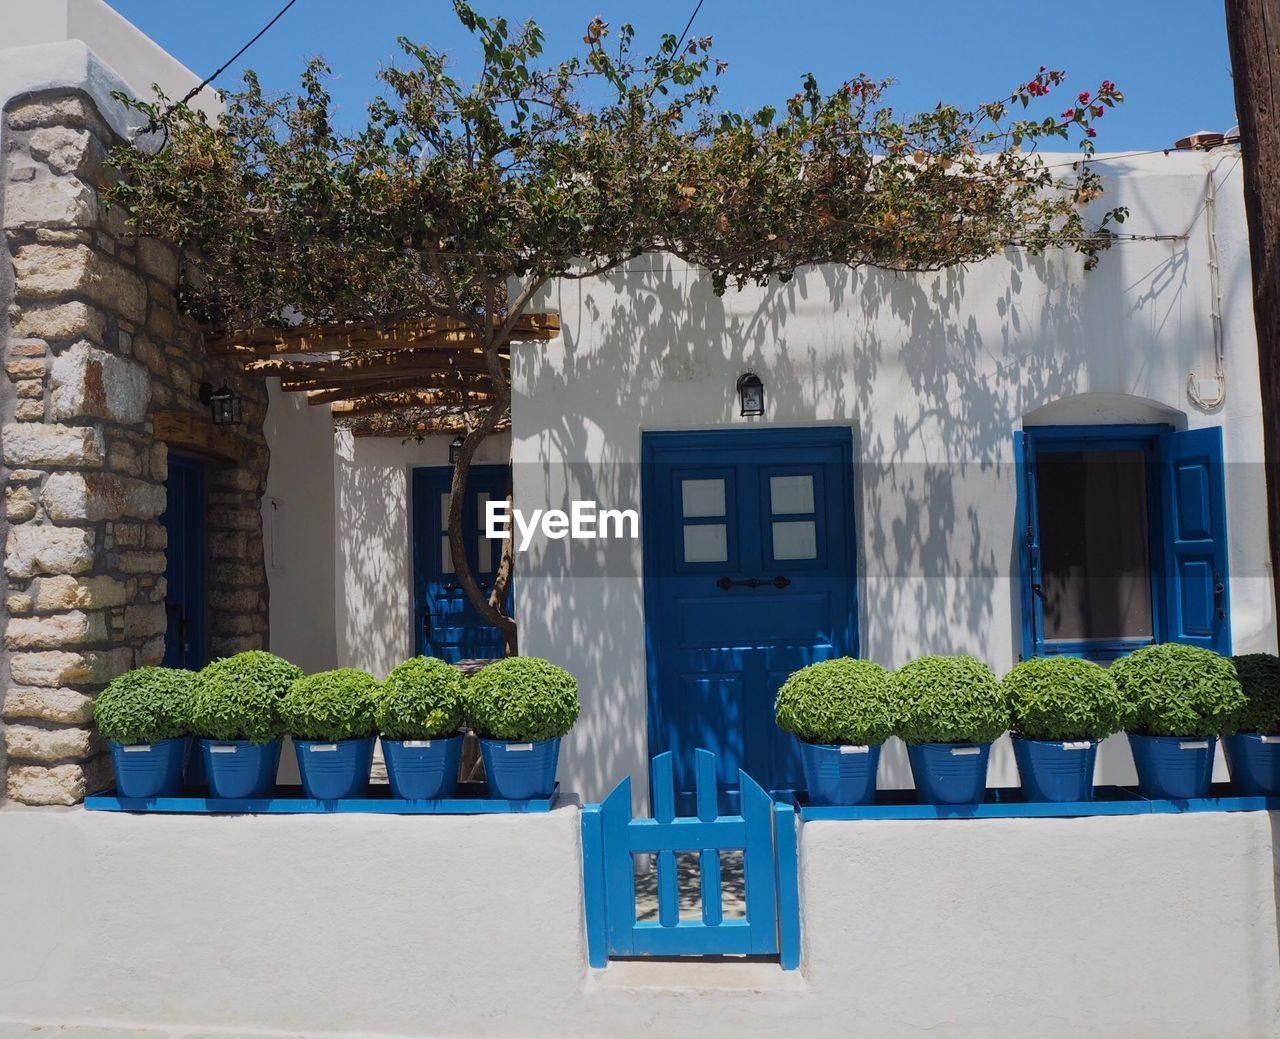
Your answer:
[464,657,580,742]
[375,656,465,740]
[1004,657,1133,741]
[1110,643,1244,737]
[281,668,381,741]
[190,650,302,743]
[891,655,1009,744]
[775,658,894,745]
[94,666,195,745]
[1231,653,1280,734]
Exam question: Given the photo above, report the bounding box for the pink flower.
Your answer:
[1087,127,1097,138]
[1092,105,1104,118]
[1078,91,1091,105]
[1062,108,1076,119]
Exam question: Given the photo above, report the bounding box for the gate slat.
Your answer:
[580,804,608,968]
[600,777,637,955]
[651,752,680,928]
[695,749,723,927]
[739,769,780,955]
[773,801,801,969]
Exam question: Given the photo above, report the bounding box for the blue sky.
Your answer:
[105,1,1236,151]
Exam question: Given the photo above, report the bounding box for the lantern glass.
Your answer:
[202,383,241,426]
[737,372,765,417]
[449,435,465,465]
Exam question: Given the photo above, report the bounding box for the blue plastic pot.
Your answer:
[293,737,375,800]
[382,735,463,800]
[1012,735,1098,803]
[109,737,187,798]
[1128,733,1216,800]
[479,736,561,799]
[1224,733,1280,795]
[200,738,282,799]
[798,739,881,806]
[907,742,991,804]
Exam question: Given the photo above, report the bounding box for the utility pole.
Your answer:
[1224,0,1280,638]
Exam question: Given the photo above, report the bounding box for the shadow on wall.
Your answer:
[509,229,1207,800]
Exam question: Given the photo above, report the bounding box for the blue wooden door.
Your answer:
[411,466,511,662]
[162,453,206,670]
[641,428,858,802]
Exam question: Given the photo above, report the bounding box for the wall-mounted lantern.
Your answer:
[449,434,465,466]
[736,370,765,417]
[198,382,241,426]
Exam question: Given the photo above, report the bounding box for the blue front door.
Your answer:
[411,465,511,662]
[642,427,858,801]
[162,453,206,670]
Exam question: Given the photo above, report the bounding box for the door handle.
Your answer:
[422,606,433,638]
[1214,572,1225,619]
[1032,583,1047,602]
[717,575,791,590]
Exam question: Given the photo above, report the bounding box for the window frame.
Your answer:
[1017,423,1172,662]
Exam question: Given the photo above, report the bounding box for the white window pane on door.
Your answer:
[440,535,454,573]
[772,520,817,560]
[770,474,814,515]
[684,523,728,563]
[682,478,726,518]
[440,492,451,527]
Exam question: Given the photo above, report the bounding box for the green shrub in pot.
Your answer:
[892,654,1007,804]
[465,657,580,800]
[191,651,302,799]
[464,657,580,742]
[1004,657,1133,741]
[95,666,195,745]
[1111,643,1244,799]
[190,650,301,742]
[1225,652,1280,795]
[96,666,196,798]
[375,656,465,739]
[1004,657,1133,802]
[775,658,894,805]
[280,668,380,741]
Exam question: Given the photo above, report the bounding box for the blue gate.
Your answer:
[581,749,800,969]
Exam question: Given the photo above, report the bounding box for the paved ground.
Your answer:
[634,850,746,922]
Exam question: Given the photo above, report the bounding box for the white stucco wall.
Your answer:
[1,806,1276,1038]
[506,151,1275,804]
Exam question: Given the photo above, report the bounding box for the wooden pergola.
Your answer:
[206,313,560,438]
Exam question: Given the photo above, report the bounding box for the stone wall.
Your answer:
[1,91,270,805]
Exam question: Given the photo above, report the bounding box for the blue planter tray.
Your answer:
[1142,782,1280,815]
[85,782,561,815]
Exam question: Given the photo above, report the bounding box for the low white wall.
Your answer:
[1,806,1277,1038]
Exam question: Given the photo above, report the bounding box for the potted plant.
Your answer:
[464,657,580,799]
[95,666,195,798]
[1004,657,1134,802]
[280,668,380,799]
[1223,653,1280,795]
[775,658,894,805]
[892,655,1008,804]
[1111,643,1244,799]
[190,650,302,799]
[376,656,466,800]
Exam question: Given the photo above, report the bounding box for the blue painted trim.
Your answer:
[795,784,1280,820]
[773,801,802,970]
[1021,423,1173,442]
[84,784,560,814]
[580,805,609,968]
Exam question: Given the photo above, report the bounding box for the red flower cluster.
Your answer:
[1078,91,1091,105]
[1025,80,1051,97]
[1100,80,1116,93]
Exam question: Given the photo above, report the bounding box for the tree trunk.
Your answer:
[1225,0,1280,640]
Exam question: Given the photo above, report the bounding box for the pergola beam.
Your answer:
[207,313,558,355]
[244,351,506,382]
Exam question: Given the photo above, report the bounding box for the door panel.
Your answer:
[411,466,511,662]
[643,428,857,801]
[162,454,206,670]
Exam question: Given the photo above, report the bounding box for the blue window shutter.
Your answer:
[1159,426,1231,653]
[1014,433,1037,660]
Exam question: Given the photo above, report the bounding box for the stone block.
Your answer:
[2,686,94,724]
[4,177,97,229]
[137,636,166,666]
[5,485,37,521]
[137,238,178,285]
[50,341,150,423]
[123,603,166,640]
[8,97,109,134]
[2,423,105,467]
[114,550,167,574]
[6,763,86,805]
[9,647,132,687]
[14,399,46,421]
[6,592,33,615]
[6,358,46,379]
[16,379,46,399]
[13,245,148,324]
[33,574,129,611]
[5,525,95,579]
[12,301,106,344]
[42,471,166,521]
[4,724,95,763]
[5,610,108,649]
[28,126,98,176]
